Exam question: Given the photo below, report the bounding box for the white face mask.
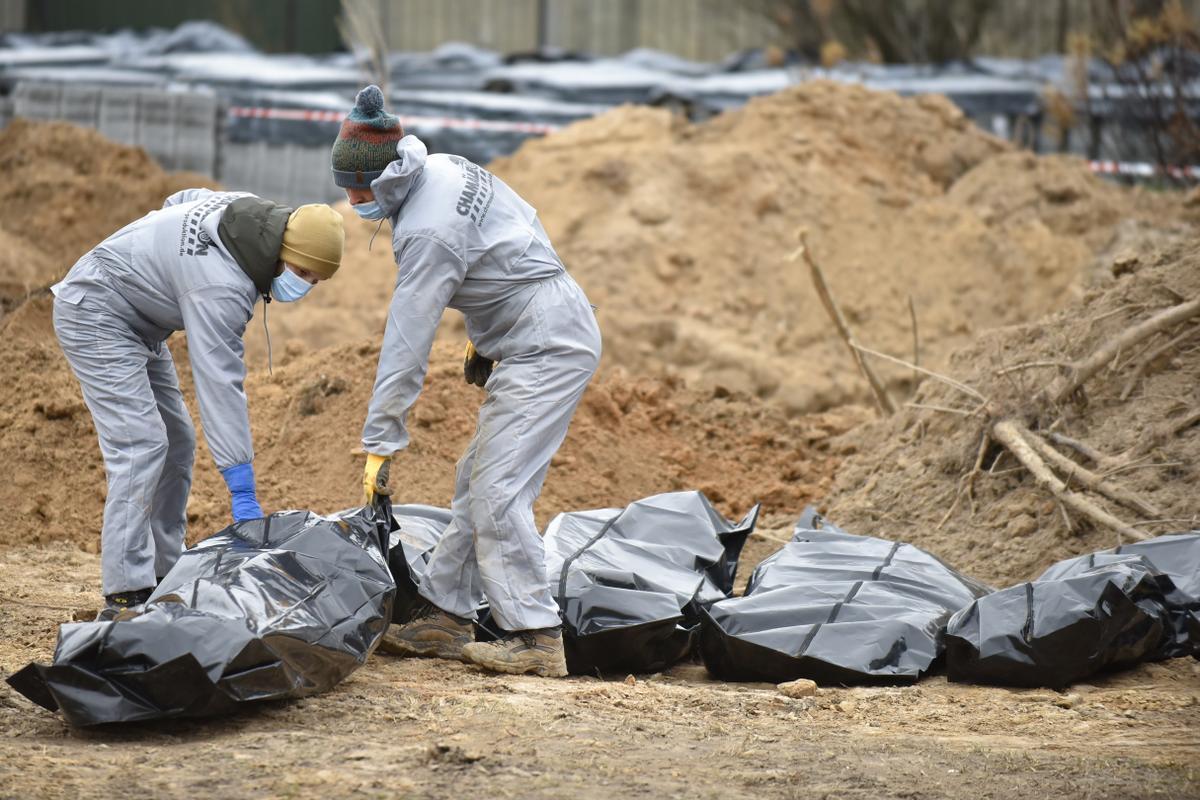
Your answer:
[271,264,315,302]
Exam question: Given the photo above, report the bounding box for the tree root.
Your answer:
[1015,423,1162,519]
[991,420,1151,543]
[1048,297,1200,405]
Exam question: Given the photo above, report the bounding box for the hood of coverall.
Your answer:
[216,196,294,297]
[369,135,428,218]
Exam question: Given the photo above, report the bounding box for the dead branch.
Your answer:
[1049,298,1200,404]
[937,431,990,530]
[991,420,1151,543]
[1045,432,1122,471]
[1170,409,1200,436]
[793,230,897,416]
[995,360,1065,377]
[853,343,988,404]
[1015,422,1163,519]
[1119,323,1200,401]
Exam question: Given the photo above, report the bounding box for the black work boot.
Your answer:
[96,588,153,622]
[378,601,475,662]
[461,627,569,678]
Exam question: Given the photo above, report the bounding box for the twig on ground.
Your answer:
[1119,323,1200,401]
[1049,298,1200,405]
[1169,409,1200,437]
[995,360,1066,377]
[1101,459,1184,478]
[793,230,897,417]
[1045,432,1121,470]
[905,402,976,417]
[990,419,1151,543]
[937,432,990,530]
[853,343,988,404]
[1017,424,1163,519]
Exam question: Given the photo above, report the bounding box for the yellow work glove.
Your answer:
[362,453,392,505]
[463,341,494,388]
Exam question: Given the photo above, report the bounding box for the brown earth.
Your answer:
[825,237,1200,586]
[0,293,853,552]
[1,547,1198,800]
[2,89,1199,800]
[0,118,215,317]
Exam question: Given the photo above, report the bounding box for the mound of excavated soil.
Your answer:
[289,82,1193,413]
[0,294,857,551]
[0,118,215,315]
[824,237,1200,586]
[484,82,1193,413]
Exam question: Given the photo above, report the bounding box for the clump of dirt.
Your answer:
[824,238,1200,586]
[0,118,215,315]
[0,294,856,550]
[483,81,1192,413]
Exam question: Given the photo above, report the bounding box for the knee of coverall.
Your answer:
[164,414,196,472]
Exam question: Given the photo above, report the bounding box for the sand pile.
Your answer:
[0,295,855,551]
[823,237,1200,586]
[482,81,1193,412]
[0,119,216,315]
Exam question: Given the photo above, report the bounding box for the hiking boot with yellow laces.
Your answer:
[378,602,474,661]
[461,627,569,678]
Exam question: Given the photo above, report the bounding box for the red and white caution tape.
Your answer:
[227,105,562,135]
[1089,160,1200,180]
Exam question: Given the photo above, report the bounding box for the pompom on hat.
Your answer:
[331,85,404,189]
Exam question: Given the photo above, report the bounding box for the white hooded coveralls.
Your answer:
[365,136,601,632]
[51,189,262,595]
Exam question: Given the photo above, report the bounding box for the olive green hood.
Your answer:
[216,196,293,296]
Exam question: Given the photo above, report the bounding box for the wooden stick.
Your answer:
[1050,298,1200,404]
[1120,323,1200,401]
[995,360,1065,377]
[793,230,897,416]
[852,343,988,403]
[937,432,990,530]
[1045,432,1119,469]
[1015,423,1163,519]
[991,419,1151,543]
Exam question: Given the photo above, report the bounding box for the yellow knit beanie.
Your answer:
[280,204,344,279]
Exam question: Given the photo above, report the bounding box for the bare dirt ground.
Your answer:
[2,546,1199,800]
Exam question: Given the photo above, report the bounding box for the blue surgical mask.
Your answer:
[352,200,387,221]
[271,265,315,303]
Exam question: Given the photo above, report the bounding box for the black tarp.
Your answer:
[6,505,395,727]
[543,491,758,676]
[700,509,992,685]
[945,532,1200,688]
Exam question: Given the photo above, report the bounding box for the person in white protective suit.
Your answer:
[52,189,344,620]
[333,86,600,678]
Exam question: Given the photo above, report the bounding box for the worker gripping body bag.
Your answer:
[7,502,397,727]
[700,509,992,685]
[944,532,1200,689]
[543,491,759,676]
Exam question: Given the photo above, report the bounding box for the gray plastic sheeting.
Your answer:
[700,509,991,685]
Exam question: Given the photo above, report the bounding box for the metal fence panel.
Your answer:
[13,82,62,121]
[97,87,139,146]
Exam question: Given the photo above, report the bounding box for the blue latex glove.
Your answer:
[220,462,264,523]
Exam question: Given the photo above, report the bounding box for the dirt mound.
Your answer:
[481,81,1192,413]
[0,294,856,550]
[824,237,1200,586]
[0,118,215,314]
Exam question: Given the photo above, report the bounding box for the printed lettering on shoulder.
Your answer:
[449,155,496,227]
[178,193,237,257]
